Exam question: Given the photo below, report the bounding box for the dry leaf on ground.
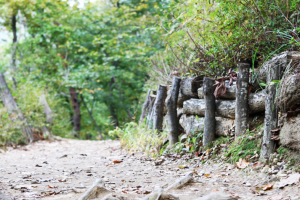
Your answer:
[204,174,210,178]
[235,158,249,169]
[275,173,300,188]
[263,184,273,191]
[113,160,122,164]
[253,162,264,168]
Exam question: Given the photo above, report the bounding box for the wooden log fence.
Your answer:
[235,63,250,138]
[152,85,168,133]
[203,77,216,147]
[166,77,181,146]
[261,63,281,159]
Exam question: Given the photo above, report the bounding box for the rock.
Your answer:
[0,191,11,200]
[245,182,251,187]
[261,166,270,173]
[194,191,236,200]
[180,134,188,143]
[280,115,300,150]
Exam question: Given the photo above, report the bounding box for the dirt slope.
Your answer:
[0,139,299,200]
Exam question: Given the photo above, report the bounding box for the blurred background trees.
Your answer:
[0,0,299,144]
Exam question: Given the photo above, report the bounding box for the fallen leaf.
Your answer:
[122,191,127,193]
[113,160,122,164]
[235,158,249,169]
[35,164,42,167]
[275,173,300,188]
[262,184,273,191]
[253,162,264,168]
[204,174,210,178]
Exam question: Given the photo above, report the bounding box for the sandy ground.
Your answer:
[0,139,300,200]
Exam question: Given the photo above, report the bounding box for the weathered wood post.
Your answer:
[166,77,181,146]
[140,89,155,125]
[235,63,250,138]
[203,77,216,147]
[146,94,156,129]
[260,64,281,159]
[152,85,168,133]
[0,72,33,142]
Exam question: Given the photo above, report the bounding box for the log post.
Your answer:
[146,94,156,129]
[203,77,216,147]
[140,89,155,125]
[152,85,168,133]
[0,72,33,142]
[166,77,181,146]
[235,63,250,138]
[260,64,281,159]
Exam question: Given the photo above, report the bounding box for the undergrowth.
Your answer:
[109,122,168,156]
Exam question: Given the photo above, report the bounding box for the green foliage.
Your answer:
[277,146,289,155]
[225,133,261,163]
[148,0,300,84]
[109,122,168,154]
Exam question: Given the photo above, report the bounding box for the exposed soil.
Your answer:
[0,139,300,200]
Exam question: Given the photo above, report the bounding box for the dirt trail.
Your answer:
[0,139,299,200]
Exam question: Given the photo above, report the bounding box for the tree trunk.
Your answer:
[235,63,250,137]
[152,85,168,133]
[11,14,18,88]
[0,72,33,142]
[109,77,119,128]
[166,77,181,146]
[39,94,53,140]
[140,89,156,125]
[182,90,266,118]
[69,88,80,137]
[261,63,281,159]
[198,81,236,100]
[203,77,216,147]
[177,76,204,107]
[80,94,104,140]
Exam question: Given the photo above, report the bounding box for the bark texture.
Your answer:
[253,51,288,90]
[146,94,156,129]
[69,88,81,136]
[180,76,204,97]
[235,63,250,137]
[203,77,216,146]
[140,89,156,124]
[177,76,204,107]
[198,81,236,100]
[277,74,300,113]
[0,72,33,142]
[179,114,234,137]
[183,90,266,119]
[152,85,168,133]
[166,77,181,145]
[280,115,300,150]
[261,63,281,159]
